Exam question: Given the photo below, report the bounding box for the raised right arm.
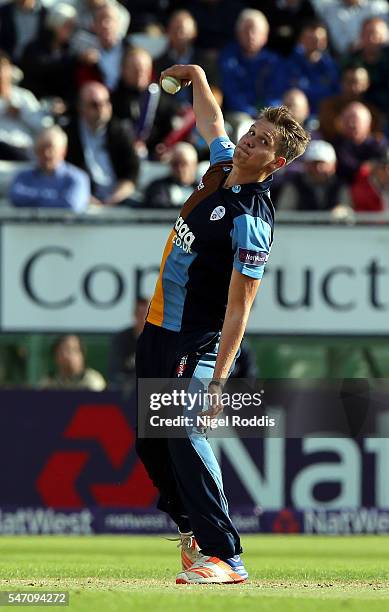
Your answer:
[160,64,227,146]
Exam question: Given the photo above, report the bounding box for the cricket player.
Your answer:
[136,64,310,584]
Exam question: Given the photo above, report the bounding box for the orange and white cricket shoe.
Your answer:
[176,553,247,584]
[177,530,201,570]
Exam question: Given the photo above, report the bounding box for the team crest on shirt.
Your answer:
[210,206,225,221]
[197,179,205,191]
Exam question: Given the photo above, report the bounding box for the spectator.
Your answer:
[219,9,281,131]
[154,10,219,92]
[282,88,311,128]
[351,148,389,211]
[319,66,383,141]
[342,17,389,117]
[259,0,316,56]
[0,0,47,64]
[154,10,198,73]
[271,88,314,199]
[9,125,90,211]
[284,19,340,115]
[111,47,179,158]
[333,101,387,183]
[144,142,198,208]
[20,3,78,106]
[311,0,389,56]
[276,139,351,210]
[65,81,139,205]
[40,334,106,390]
[75,2,128,91]
[107,296,149,388]
[76,0,130,39]
[0,51,52,161]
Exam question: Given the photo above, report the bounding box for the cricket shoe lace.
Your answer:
[166,530,201,570]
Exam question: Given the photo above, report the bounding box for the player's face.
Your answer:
[234,119,283,176]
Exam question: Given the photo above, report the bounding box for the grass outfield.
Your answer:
[0,535,388,611]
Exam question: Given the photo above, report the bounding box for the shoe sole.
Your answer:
[176,576,247,584]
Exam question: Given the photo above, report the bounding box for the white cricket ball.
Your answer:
[161,76,181,95]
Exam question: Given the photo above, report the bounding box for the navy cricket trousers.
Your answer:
[136,322,241,560]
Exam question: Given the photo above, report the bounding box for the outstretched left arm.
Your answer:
[204,270,260,416]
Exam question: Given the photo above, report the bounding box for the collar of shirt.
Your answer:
[236,43,275,63]
[80,119,107,143]
[34,160,67,178]
[99,42,122,89]
[170,47,193,64]
[225,175,273,194]
[294,44,328,63]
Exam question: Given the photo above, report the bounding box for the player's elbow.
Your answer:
[197,119,225,146]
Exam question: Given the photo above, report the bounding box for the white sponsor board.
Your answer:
[1,224,164,331]
[1,222,389,333]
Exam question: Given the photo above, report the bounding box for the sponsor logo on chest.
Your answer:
[173,216,196,253]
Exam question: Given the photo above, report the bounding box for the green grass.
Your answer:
[0,535,388,611]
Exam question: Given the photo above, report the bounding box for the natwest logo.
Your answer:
[238,249,268,266]
[176,354,188,377]
[36,404,157,509]
[173,216,195,254]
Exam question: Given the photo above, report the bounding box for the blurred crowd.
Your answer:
[1,0,389,214]
[31,296,257,390]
